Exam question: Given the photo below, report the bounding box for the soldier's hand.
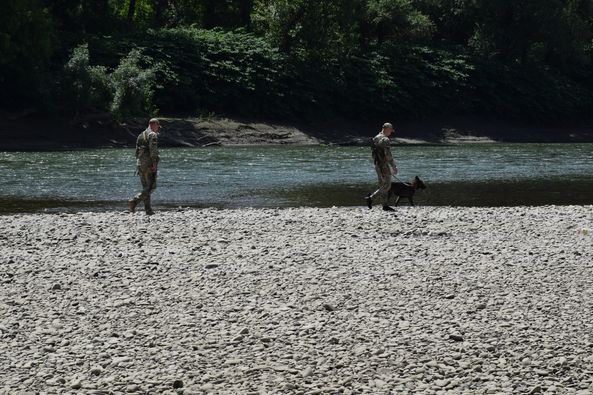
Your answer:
[150,164,157,172]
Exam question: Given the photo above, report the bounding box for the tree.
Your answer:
[127,0,137,22]
[364,0,434,47]
[153,0,169,27]
[0,0,54,109]
[239,0,254,29]
[252,0,361,58]
[42,0,115,34]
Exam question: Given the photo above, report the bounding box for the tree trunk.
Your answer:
[279,5,307,53]
[202,0,218,28]
[127,0,136,22]
[239,0,253,29]
[154,0,168,27]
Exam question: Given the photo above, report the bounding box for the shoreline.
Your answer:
[1,206,593,393]
[2,115,593,150]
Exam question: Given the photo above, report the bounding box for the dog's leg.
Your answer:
[395,196,400,206]
[409,197,415,206]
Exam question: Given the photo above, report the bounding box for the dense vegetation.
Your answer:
[2,0,593,121]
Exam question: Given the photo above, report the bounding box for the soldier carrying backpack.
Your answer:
[365,123,398,211]
[128,118,161,215]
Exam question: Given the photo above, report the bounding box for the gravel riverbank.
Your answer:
[1,206,593,394]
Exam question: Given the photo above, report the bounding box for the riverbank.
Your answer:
[1,206,593,393]
[2,114,593,150]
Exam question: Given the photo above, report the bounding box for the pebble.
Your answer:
[172,380,184,389]
[302,367,314,377]
[90,366,103,376]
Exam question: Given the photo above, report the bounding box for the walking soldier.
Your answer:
[365,122,397,211]
[128,118,160,215]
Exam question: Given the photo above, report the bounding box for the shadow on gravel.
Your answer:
[0,198,224,215]
[269,178,593,207]
[2,178,592,214]
[0,198,120,215]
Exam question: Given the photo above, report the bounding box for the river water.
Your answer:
[0,144,592,213]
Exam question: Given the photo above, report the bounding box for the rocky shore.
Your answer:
[1,206,593,394]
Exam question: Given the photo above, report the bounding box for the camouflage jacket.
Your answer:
[136,128,159,168]
[372,133,396,172]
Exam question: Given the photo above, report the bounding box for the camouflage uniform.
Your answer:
[130,128,159,214]
[370,132,396,205]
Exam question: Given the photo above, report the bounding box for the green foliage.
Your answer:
[61,44,157,119]
[3,0,593,121]
[366,0,435,45]
[252,1,362,59]
[62,44,111,115]
[110,49,158,120]
[0,0,54,109]
[106,27,291,117]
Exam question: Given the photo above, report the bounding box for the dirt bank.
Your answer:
[2,113,593,150]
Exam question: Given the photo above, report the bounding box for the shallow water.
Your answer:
[1,144,592,213]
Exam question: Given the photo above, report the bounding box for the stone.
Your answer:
[435,379,450,387]
[90,366,103,376]
[173,380,184,389]
[302,367,314,377]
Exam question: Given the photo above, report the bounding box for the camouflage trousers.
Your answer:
[370,165,392,205]
[131,167,157,212]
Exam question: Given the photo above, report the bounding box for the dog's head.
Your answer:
[414,176,427,189]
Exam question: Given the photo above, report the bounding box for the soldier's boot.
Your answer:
[364,194,373,210]
[382,205,395,212]
[128,199,137,213]
[145,196,155,216]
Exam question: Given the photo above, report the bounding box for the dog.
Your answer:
[388,176,426,206]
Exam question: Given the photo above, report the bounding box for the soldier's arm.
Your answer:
[382,140,396,171]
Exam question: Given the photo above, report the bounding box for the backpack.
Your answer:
[135,130,150,159]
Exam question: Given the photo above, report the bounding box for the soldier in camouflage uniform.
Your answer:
[128,118,160,215]
[365,123,398,211]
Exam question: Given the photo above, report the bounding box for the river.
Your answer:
[1,144,592,213]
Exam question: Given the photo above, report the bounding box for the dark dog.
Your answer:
[388,176,426,206]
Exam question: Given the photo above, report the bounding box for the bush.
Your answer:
[82,27,593,121]
[110,49,157,120]
[0,0,54,110]
[63,44,111,115]
[61,44,158,119]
